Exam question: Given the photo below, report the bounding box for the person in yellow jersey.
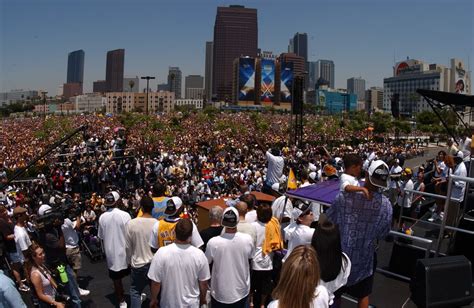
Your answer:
[149,196,203,251]
[137,180,169,219]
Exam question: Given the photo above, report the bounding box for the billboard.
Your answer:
[238,58,256,101]
[454,60,466,94]
[280,62,293,103]
[261,59,275,103]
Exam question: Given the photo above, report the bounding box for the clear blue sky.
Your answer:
[1,0,472,95]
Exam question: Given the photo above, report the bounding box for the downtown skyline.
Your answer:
[1,0,472,95]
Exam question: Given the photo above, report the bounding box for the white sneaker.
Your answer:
[140,293,147,303]
[119,301,128,308]
[79,288,90,296]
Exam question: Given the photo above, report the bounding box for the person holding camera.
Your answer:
[27,242,65,308]
[37,207,82,308]
[61,209,90,296]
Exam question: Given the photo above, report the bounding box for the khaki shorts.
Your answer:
[66,246,82,270]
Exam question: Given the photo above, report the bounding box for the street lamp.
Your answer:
[141,76,155,114]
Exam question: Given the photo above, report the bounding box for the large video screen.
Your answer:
[261,59,275,103]
[280,62,293,103]
[238,58,256,101]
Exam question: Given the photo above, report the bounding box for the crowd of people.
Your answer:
[0,113,471,308]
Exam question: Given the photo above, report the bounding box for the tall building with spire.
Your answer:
[213,5,258,102]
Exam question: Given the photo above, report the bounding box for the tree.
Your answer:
[128,80,135,92]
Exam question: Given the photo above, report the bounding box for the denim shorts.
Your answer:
[7,251,23,264]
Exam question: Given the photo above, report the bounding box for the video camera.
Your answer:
[35,192,85,229]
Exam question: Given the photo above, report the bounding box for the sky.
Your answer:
[1,0,473,95]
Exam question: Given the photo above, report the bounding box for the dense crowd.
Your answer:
[0,113,471,308]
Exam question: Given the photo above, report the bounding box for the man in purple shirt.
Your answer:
[327,160,392,308]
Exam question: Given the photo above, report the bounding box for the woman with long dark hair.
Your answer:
[268,245,330,308]
[26,243,65,308]
[311,219,351,308]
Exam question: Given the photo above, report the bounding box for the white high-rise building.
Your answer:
[315,60,335,89]
[383,58,471,117]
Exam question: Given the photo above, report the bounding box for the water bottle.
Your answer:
[57,264,68,284]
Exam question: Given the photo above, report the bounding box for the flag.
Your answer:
[287,168,297,190]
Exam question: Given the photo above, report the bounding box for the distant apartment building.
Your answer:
[106,49,125,92]
[157,83,169,92]
[123,77,140,93]
[175,99,204,110]
[72,94,106,113]
[347,77,366,101]
[93,80,107,93]
[105,91,174,114]
[383,58,471,117]
[168,67,182,99]
[63,83,83,99]
[0,89,39,106]
[185,75,204,99]
[365,87,384,111]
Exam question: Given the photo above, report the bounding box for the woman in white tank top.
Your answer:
[27,243,64,308]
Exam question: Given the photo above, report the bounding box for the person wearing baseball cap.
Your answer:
[205,207,255,306]
[394,168,414,226]
[326,160,392,307]
[149,196,203,251]
[98,191,131,308]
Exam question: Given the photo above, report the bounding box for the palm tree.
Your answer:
[129,80,135,92]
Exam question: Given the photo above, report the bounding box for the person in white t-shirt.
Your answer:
[340,154,370,199]
[283,200,315,262]
[98,191,131,308]
[235,201,257,246]
[270,184,293,225]
[206,207,255,307]
[148,219,210,308]
[61,213,90,296]
[269,245,330,308]
[125,196,156,308]
[241,193,258,223]
[389,159,403,205]
[395,168,414,225]
[251,203,275,308]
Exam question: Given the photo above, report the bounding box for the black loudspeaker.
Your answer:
[390,93,400,118]
[452,210,474,274]
[292,76,304,115]
[410,256,472,308]
[389,240,427,278]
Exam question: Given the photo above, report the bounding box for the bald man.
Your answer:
[235,201,257,246]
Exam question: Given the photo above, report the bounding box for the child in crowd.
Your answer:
[340,154,370,199]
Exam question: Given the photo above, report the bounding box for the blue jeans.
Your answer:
[130,263,151,308]
[65,264,82,308]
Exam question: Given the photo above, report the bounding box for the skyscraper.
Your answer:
[67,50,84,85]
[347,77,366,101]
[213,5,258,101]
[315,60,335,89]
[106,49,125,92]
[205,41,213,101]
[291,33,308,63]
[308,61,318,90]
[168,67,182,99]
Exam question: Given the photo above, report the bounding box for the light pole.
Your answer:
[141,76,155,115]
[41,91,48,119]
